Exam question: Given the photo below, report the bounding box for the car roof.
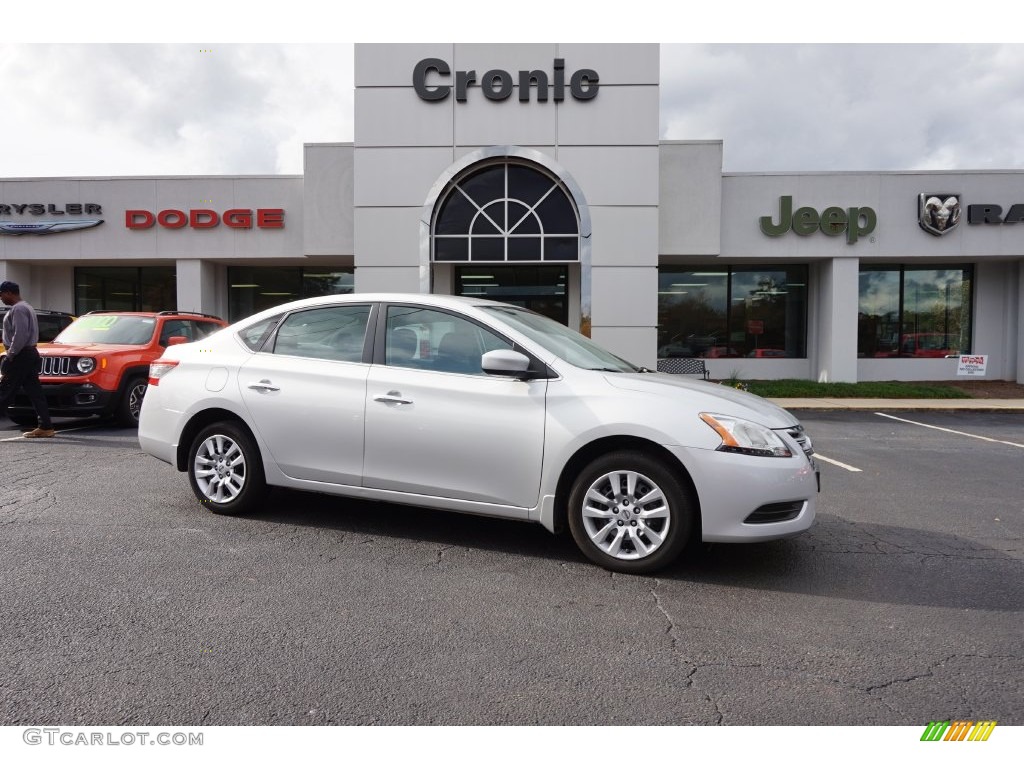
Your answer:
[78,310,225,320]
[234,292,508,323]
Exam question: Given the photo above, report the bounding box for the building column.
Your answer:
[1017,259,1024,385]
[590,266,658,369]
[814,257,859,383]
[0,261,33,295]
[175,260,219,317]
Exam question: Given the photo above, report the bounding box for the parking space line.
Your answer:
[876,412,1024,449]
[813,453,862,472]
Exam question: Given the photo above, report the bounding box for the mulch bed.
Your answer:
[930,380,1024,398]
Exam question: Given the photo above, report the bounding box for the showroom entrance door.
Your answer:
[455,265,569,325]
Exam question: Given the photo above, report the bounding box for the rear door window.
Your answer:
[272,305,372,362]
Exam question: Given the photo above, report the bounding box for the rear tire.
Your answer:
[567,451,693,574]
[187,421,266,516]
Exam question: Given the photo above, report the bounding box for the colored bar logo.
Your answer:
[921,720,997,741]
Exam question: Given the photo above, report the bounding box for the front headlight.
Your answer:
[699,413,793,458]
[76,357,96,374]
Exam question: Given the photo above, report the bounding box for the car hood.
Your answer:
[40,343,147,356]
[602,371,800,428]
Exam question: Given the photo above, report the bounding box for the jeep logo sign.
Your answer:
[413,58,599,102]
[760,196,877,245]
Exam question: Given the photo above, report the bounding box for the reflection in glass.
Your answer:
[75,266,175,314]
[273,305,370,362]
[457,265,568,324]
[858,266,971,357]
[657,267,806,358]
[229,267,353,322]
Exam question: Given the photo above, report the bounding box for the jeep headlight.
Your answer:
[76,357,96,374]
[700,413,793,458]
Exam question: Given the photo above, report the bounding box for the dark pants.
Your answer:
[0,347,52,429]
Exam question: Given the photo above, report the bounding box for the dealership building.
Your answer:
[1,43,1022,383]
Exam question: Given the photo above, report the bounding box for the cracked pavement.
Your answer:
[0,410,1021,725]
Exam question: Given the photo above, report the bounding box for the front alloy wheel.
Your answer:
[568,452,693,573]
[117,377,148,427]
[187,421,266,515]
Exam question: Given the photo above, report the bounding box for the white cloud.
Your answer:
[660,44,1024,172]
[2,41,1023,178]
[0,44,353,177]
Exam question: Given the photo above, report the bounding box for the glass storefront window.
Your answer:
[456,265,568,325]
[858,265,972,358]
[75,267,176,315]
[658,266,807,359]
[228,267,353,322]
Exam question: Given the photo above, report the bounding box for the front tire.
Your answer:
[117,376,148,427]
[187,421,266,516]
[567,451,693,574]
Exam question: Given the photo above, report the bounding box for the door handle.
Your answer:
[373,390,412,405]
[247,379,280,392]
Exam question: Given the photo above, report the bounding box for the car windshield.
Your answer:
[483,305,638,372]
[55,315,156,345]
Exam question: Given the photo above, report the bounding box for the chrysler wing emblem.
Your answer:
[0,219,104,236]
[918,194,961,236]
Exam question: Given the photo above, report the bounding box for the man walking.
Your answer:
[0,280,56,438]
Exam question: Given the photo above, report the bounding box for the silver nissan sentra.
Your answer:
[139,293,817,574]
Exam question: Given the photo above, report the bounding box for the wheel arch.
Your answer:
[175,408,261,472]
[112,365,151,397]
[551,436,702,537]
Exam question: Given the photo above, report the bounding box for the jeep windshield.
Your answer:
[54,316,157,345]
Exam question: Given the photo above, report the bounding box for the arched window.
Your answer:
[432,161,580,263]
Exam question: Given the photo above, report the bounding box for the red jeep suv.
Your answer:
[8,310,226,427]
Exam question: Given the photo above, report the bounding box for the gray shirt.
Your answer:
[1,300,39,357]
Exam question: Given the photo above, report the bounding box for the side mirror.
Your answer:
[166,335,189,347]
[481,349,532,377]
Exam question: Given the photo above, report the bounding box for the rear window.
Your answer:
[238,316,282,351]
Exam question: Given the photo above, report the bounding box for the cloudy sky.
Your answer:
[3,3,1019,178]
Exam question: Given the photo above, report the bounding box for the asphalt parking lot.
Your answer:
[0,409,1021,726]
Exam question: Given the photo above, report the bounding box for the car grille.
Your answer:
[785,424,814,458]
[744,501,805,524]
[39,356,75,376]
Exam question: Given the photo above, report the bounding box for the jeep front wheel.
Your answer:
[117,377,148,427]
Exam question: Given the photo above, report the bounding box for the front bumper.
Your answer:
[666,443,818,542]
[10,382,116,417]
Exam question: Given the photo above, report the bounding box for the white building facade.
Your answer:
[1,43,1021,383]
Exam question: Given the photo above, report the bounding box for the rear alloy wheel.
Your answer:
[567,451,693,574]
[187,421,266,516]
[117,377,148,427]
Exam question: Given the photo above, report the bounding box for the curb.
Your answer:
[768,398,1024,412]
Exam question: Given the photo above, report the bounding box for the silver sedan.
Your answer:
[139,293,817,573]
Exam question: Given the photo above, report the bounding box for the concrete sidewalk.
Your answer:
[767,397,1024,411]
